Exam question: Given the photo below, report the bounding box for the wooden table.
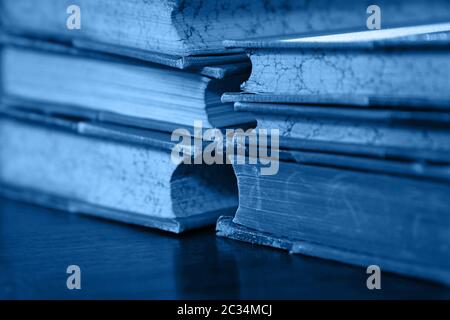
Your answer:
[1,198,449,299]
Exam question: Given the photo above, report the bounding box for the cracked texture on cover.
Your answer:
[243,49,450,101]
[257,115,450,154]
[4,0,450,56]
[0,118,177,219]
[0,118,238,223]
[167,0,450,54]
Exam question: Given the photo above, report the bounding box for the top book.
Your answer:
[223,22,450,108]
[2,0,450,57]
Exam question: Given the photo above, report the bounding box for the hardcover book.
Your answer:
[232,102,450,162]
[223,23,450,108]
[0,107,238,233]
[217,155,450,285]
[217,23,450,285]
[3,0,450,63]
[1,44,254,132]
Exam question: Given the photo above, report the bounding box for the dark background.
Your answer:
[1,198,449,299]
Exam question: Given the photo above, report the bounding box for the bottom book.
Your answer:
[0,108,238,233]
[217,156,450,286]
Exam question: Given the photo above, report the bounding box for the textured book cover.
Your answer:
[2,0,450,301]
[0,108,238,233]
[217,23,450,287]
[4,0,450,57]
[224,23,450,108]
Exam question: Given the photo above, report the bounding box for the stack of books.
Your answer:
[217,23,450,285]
[0,0,284,233]
[3,0,446,233]
[1,0,450,285]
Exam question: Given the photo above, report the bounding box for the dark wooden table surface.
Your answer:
[1,198,449,299]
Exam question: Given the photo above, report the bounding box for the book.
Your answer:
[0,107,238,233]
[0,1,260,232]
[0,33,247,70]
[3,0,450,62]
[1,44,254,131]
[223,23,450,108]
[217,156,450,285]
[217,23,450,286]
[232,102,450,162]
